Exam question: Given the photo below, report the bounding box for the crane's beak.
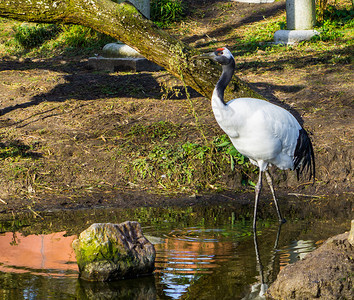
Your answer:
[191,51,217,61]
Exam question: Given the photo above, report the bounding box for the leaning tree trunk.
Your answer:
[0,0,264,100]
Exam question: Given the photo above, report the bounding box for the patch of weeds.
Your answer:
[57,25,115,56]
[214,135,250,171]
[321,4,354,25]
[6,165,30,181]
[233,16,287,56]
[37,129,48,135]
[126,84,146,96]
[127,121,179,142]
[313,20,345,41]
[125,133,257,192]
[100,85,121,96]
[13,23,61,49]
[311,3,353,42]
[0,141,40,160]
[214,135,257,187]
[60,25,109,48]
[128,142,213,191]
[1,19,115,58]
[159,81,183,100]
[151,0,186,28]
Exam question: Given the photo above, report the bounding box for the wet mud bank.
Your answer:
[0,0,352,218]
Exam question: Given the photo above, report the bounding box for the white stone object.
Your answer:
[102,43,144,58]
[286,0,316,30]
[274,29,319,45]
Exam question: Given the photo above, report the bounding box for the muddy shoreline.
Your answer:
[0,0,352,217]
[0,187,352,223]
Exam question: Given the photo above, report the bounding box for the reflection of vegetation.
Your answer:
[77,275,157,300]
[1,204,349,243]
[0,218,30,234]
[0,209,349,300]
[0,205,257,236]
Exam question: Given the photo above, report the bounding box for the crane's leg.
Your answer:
[253,171,263,230]
[265,170,286,224]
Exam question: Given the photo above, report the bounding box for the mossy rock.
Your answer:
[72,221,155,281]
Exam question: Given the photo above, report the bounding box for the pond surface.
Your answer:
[0,204,350,299]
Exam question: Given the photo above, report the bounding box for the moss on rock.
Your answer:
[72,221,155,281]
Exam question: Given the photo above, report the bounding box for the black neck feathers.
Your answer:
[215,59,235,105]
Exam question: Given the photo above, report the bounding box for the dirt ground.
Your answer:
[0,0,352,216]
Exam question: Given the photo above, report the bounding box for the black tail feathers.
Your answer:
[293,128,315,182]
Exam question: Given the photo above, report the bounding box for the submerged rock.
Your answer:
[267,225,354,299]
[72,221,155,281]
[76,275,156,299]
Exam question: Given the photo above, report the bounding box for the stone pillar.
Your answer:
[286,0,316,30]
[274,0,318,44]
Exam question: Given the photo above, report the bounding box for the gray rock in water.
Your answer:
[267,231,354,299]
[72,221,155,281]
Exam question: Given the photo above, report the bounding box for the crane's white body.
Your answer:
[196,47,314,228]
[211,92,301,172]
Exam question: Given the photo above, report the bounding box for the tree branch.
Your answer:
[0,0,264,100]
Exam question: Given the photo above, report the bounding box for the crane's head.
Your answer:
[192,47,234,65]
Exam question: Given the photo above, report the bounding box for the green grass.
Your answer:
[229,2,353,57]
[0,1,186,57]
[0,1,352,59]
[0,1,351,196]
[0,0,186,57]
[120,121,256,193]
[0,20,115,58]
[151,0,186,28]
[13,23,61,49]
[0,140,37,160]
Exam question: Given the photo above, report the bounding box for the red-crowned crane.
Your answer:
[194,47,315,229]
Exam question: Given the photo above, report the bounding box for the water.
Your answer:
[0,205,350,299]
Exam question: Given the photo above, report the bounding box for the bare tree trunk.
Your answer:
[0,0,264,100]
